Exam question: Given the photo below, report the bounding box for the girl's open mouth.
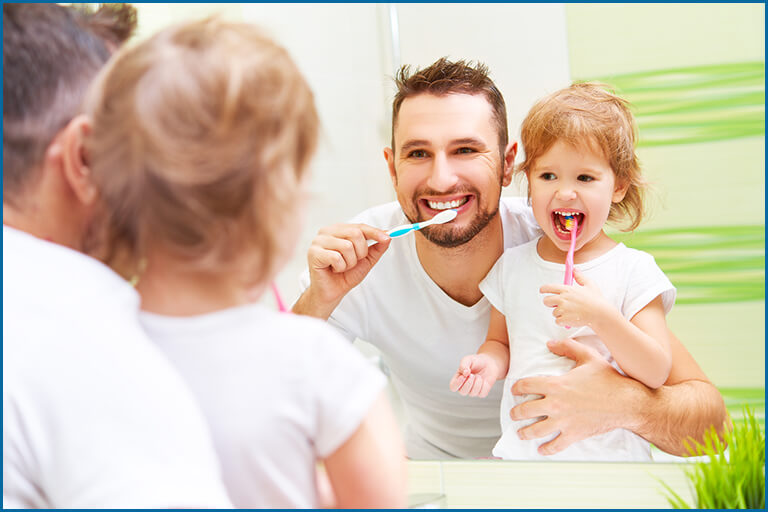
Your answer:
[551,210,584,240]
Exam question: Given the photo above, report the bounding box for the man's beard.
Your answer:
[402,186,500,249]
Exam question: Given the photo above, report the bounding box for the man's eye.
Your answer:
[578,174,594,182]
[456,147,475,154]
[408,150,428,158]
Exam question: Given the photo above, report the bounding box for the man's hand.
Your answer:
[449,354,501,397]
[293,223,390,319]
[510,334,728,457]
[509,338,631,455]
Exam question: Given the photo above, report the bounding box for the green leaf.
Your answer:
[657,406,765,509]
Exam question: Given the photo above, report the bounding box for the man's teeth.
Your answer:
[428,198,467,210]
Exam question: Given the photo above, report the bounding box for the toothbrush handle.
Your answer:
[564,253,574,285]
[367,219,431,246]
[366,223,417,246]
[564,224,577,286]
[387,225,417,237]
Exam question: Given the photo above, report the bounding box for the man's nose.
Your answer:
[426,153,459,191]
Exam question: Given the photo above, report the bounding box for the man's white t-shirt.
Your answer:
[480,239,676,461]
[299,197,541,459]
[2,226,230,508]
[141,304,387,508]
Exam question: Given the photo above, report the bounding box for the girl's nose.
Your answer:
[555,186,576,201]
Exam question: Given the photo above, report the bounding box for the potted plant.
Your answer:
[660,406,765,509]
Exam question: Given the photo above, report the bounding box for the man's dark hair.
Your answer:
[2,3,137,207]
[391,57,509,157]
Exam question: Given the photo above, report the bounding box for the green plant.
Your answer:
[660,406,765,509]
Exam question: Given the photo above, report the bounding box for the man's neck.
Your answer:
[3,201,81,250]
[414,214,504,307]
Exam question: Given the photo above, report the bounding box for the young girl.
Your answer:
[84,18,406,507]
[450,83,675,461]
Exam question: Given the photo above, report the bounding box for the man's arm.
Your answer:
[510,331,728,456]
[630,329,729,454]
[292,282,342,320]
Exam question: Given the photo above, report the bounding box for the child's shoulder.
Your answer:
[613,242,662,266]
[490,238,540,276]
[267,309,350,347]
[501,237,540,259]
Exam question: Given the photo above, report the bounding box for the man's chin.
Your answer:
[420,208,499,248]
[421,228,477,248]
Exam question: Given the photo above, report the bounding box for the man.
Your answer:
[293,58,727,459]
[3,4,230,507]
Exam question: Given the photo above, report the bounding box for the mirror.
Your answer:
[136,3,764,461]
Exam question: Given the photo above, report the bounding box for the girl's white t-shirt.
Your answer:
[141,304,386,508]
[480,238,676,461]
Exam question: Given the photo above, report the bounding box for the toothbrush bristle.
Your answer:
[434,209,458,223]
[564,216,574,230]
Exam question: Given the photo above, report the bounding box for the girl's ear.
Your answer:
[612,177,629,203]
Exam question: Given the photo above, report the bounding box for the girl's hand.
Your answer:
[540,270,612,328]
[449,354,500,397]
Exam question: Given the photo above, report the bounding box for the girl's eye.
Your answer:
[540,172,556,181]
[408,150,428,158]
[578,174,594,182]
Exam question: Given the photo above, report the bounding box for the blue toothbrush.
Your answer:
[368,209,458,245]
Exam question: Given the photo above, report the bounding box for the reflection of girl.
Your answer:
[450,83,675,461]
[85,18,406,506]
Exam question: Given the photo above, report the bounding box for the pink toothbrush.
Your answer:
[564,216,578,285]
[271,282,288,313]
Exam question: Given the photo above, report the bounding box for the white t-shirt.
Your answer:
[299,197,541,459]
[2,226,230,509]
[141,304,387,508]
[480,238,676,461]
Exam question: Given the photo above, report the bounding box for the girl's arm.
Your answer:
[590,294,672,389]
[541,270,672,389]
[449,306,510,397]
[322,391,407,508]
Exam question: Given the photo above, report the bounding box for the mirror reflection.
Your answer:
[105,3,768,463]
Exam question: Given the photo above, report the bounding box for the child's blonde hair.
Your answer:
[518,82,645,231]
[85,17,318,285]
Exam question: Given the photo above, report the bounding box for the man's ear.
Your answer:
[612,177,629,203]
[501,141,517,187]
[383,147,397,187]
[59,115,97,206]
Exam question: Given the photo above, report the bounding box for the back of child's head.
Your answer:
[85,17,319,285]
[518,82,645,231]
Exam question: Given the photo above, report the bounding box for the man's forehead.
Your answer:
[397,92,493,120]
[394,93,496,146]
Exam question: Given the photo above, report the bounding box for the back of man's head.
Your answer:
[2,3,136,208]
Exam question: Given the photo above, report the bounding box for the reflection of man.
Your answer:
[3,4,229,507]
[294,58,727,459]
